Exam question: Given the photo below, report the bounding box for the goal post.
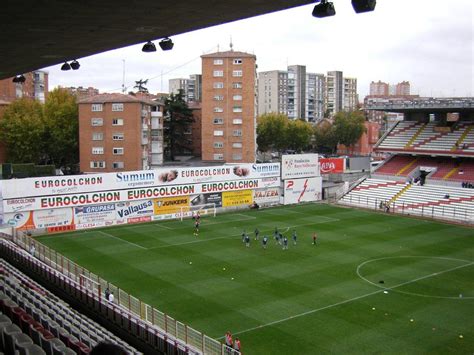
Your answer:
[180,203,217,221]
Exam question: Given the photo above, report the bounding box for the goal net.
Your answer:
[180,203,216,221]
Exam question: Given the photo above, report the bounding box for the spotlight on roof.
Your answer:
[312,0,336,18]
[61,62,71,71]
[352,0,376,13]
[12,75,26,83]
[142,41,157,53]
[70,60,80,70]
[159,37,174,51]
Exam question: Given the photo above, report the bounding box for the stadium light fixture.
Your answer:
[61,62,71,71]
[352,0,376,13]
[312,0,336,18]
[159,37,174,51]
[70,60,80,70]
[12,74,26,83]
[142,41,157,52]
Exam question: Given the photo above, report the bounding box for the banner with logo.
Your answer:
[3,178,280,212]
[222,190,253,207]
[116,200,154,222]
[74,203,116,225]
[190,193,222,208]
[282,154,319,179]
[0,163,281,199]
[4,208,74,230]
[253,188,280,204]
[319,158,345,174]
[283,177,322,205]
[154,196,189,215]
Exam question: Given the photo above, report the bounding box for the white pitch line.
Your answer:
[152,223,174,230]
[97,230,147,250]
[228,261,474,337]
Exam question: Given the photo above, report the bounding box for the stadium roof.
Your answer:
[0,0,313,80]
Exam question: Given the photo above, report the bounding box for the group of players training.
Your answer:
[192,211,318,249]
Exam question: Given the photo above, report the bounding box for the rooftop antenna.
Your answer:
[217,44,220,52]
[230,36,234,51]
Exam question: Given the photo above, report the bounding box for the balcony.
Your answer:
[151,111,163,118]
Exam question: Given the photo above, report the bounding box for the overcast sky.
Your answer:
[43,0,473,98]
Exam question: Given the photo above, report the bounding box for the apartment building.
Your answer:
[169,74,202,103]
[0,71,48,103]
[78,93,164,172]
[326,71,358,117]
[257,70,288,116]
[201,50,256,163]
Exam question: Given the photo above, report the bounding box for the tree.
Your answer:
[42,88,79,167]
[313,120,338,154]
[0,98,45,163]
[333,110,366,148]
[286,119,313,152]
[164,90,194,161]
[256,113,288,153]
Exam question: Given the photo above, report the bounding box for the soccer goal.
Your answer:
[79,274,101,299]
[180,203,217,221]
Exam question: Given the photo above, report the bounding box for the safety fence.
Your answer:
[12,233,240,355]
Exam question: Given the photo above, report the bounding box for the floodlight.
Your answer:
[70,60,80,70]
[12,75,26,83]
[352,0,376,13]
[142,41,157,52]
[61,62,71,71]
[159,37,174,51]
[312,0,336,18]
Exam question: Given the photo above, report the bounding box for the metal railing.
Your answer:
[12,233,237,355]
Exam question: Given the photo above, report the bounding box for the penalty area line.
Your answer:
[98,231,147,250]
[228,261,474,338]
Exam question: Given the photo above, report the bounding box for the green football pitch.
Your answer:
[36,204,473,354]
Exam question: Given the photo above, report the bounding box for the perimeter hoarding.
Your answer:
[74,204,116,225]
[0,163,281,199]
[153,196,190,215]
[115,200,154,223]
[253,188,280,205]
[222,190,253,207]
[3,178,280,213]
[282,154,319,180]
[319,158,345,174]
[283,177,322,205]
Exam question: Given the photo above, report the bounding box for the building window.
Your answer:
[213,70,224,77]
[233,59,242,65]
[214,142,224,148]
[112,118,124,126]
[213,154,224,160]
[112,133,124,140]
[233,95,242,101]
[214,107,224,113]
[112,103,124,111]
[233,118,242,125]
[92,147,104,155]
[214,130,224,136]
[232,153,242,160]
[232,142,243,148]
[232,82,242,89]
[232,70,243,77]
[91,104,103,112]
[90,161,106,168]
[233,106,242,113]
[113,162,124,169]
[92,132,103,140]
[233,130,242,137]
[213,59,223,65]
[113,147,124,155]
[91,118,103,126]
[213,95,224,101]
[213,82,224,89]
[213,118,224,124]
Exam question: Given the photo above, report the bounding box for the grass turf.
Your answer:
[36,204,474,354]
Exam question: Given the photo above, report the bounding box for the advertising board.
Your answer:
[283,177,322,205]
[115,200,154,222]
[319,158,345,174]
[253,188,280,204]
[222,190,253,207]
[74,203,116,225]
[154,196,190,215]
[281,154,319,179]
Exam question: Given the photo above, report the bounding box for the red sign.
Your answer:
[319,158,344,174]
[127,216,151,224]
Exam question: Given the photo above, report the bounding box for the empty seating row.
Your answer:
[0,259,140,354]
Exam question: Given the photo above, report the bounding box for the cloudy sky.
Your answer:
[43,0,473,98]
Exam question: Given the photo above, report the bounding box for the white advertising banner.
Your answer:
[283,177,322,205]
[253,188,280,204]
[2,178,281,213]
[0,163,281,199]
[282,154,319,180]
[115,200,154,222]
[74,203,116,225]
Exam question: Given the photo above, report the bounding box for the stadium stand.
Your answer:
[1,257,139,354]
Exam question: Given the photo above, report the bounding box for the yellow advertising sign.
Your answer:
[222,190,253,207]
[154,196,190,215]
